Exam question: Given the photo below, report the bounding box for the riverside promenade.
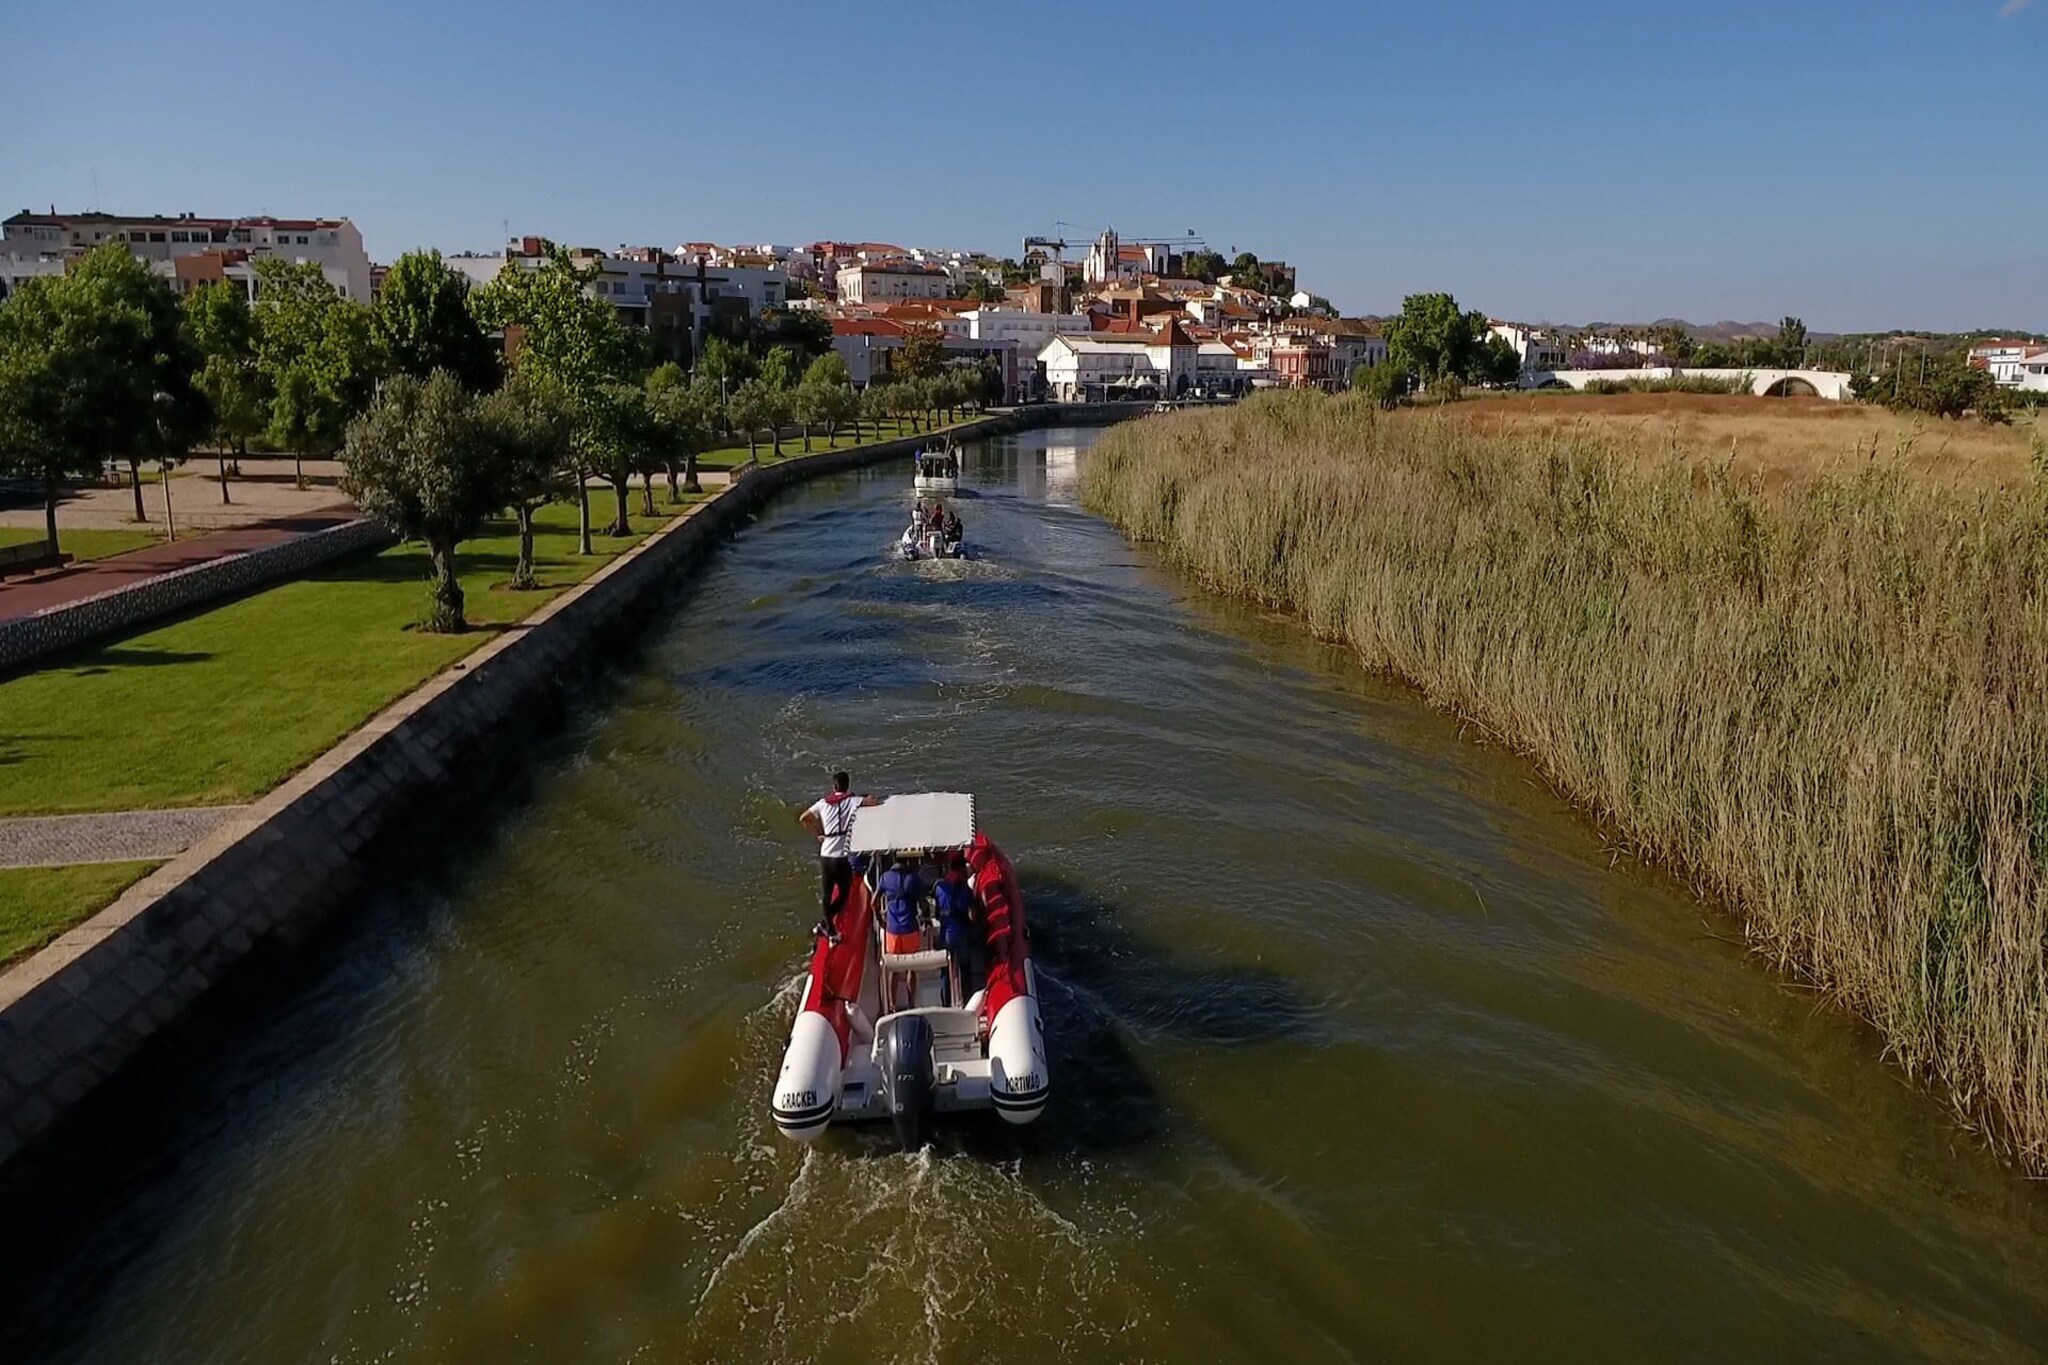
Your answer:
[0,507,359,622]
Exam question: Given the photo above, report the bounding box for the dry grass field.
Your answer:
[1437,391,2044,490]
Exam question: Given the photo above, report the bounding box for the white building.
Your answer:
[1038,322,1202,400]
[1973,342,2048,388]
[1489,321,1568,371]
[0,208,374,302]
[836,262,951,304]
[454,238,786,349]
[1998,348,2048,392]
[956,306,1091,352]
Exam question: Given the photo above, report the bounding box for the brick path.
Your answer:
[0,505,357,623]
[0,807,249,869]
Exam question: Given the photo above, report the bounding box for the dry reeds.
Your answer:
[1084,390,2048,1171]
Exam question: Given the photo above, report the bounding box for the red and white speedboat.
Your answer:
[772,792,1048,1149]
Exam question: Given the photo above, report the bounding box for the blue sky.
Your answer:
[3,0,2042,333]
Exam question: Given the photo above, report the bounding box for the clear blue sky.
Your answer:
[3,0,2042,333]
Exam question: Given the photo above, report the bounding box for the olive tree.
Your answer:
[478,368,573,589]
[647,361,711,497]
[581,381,653,537]
[341,370,503,632]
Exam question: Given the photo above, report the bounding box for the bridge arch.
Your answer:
[1760,375,1819,398]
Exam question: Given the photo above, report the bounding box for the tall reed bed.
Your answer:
[1084,391,2048,1170]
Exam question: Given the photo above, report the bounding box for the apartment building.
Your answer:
[835,262,950,304]
[0,208,374,302]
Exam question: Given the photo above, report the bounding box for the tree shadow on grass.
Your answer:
[65,647,214,675]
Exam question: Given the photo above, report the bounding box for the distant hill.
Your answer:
[1547,318,1783,341]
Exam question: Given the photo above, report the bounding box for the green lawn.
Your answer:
[0,490,685,817]
[0,525,165,563]
[0,861,159,964]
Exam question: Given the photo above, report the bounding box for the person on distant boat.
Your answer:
[879,854,925,1009]
[800,772,878,944]
[933,854,976,1005]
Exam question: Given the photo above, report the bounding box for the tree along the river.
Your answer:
[758,343,802,392]
[1385,291,1520,391]
[472,244,639,554]
[184,281,266,504]
[0,242,204,553]
[255,257,387,489]
[973,357,1006,409]
[695,334,755,401]
[374,249,500,391]
[583,381,654,537]
[895,325,947,380]
[646,361,712,497]
[791,379,831,452]
[477,368,574,590]
[804,350,852,390]
[860,382,894,441]
[341,370,503,632]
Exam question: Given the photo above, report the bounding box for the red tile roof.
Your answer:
[833,317,907,337]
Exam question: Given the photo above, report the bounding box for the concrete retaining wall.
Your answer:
[0,410,1112,1169]
[0,518,396,677]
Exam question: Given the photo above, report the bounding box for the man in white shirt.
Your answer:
[800,771,880,944]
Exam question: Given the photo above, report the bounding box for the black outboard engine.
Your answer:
[878,1014,935,1151]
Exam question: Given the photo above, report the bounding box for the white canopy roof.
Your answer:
[848,792,976,853]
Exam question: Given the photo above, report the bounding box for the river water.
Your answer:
[7,426,2047,1363]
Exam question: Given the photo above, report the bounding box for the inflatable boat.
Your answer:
[772,793,1047,1149]
[897,523,963,560]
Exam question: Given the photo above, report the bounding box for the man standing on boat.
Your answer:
[801,772,879,944]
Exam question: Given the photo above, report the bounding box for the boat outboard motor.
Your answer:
[878,1013,935,1150]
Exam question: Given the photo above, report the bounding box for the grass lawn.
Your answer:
[0,861,159,965]
[0,525,165,563]
[0,489,686,817]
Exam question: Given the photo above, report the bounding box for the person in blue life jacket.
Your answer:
[878,855,925,1009]
[933,855,977,1006]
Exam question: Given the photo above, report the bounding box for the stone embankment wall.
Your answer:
[0,519,395,677]
[0,409,1127,1169]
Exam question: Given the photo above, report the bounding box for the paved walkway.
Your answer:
[0,806,249,869]
[0,504,358,623]
[0,458,350,534]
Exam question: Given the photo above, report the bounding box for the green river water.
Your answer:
[5,426,2047,1363]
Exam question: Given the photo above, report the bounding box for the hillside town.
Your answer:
[0,210,1382,403]
[9,206,2047,407]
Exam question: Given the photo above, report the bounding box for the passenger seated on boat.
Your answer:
[879,857,923,953]
[934,856,976,1005]
[878,856,924,1009]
